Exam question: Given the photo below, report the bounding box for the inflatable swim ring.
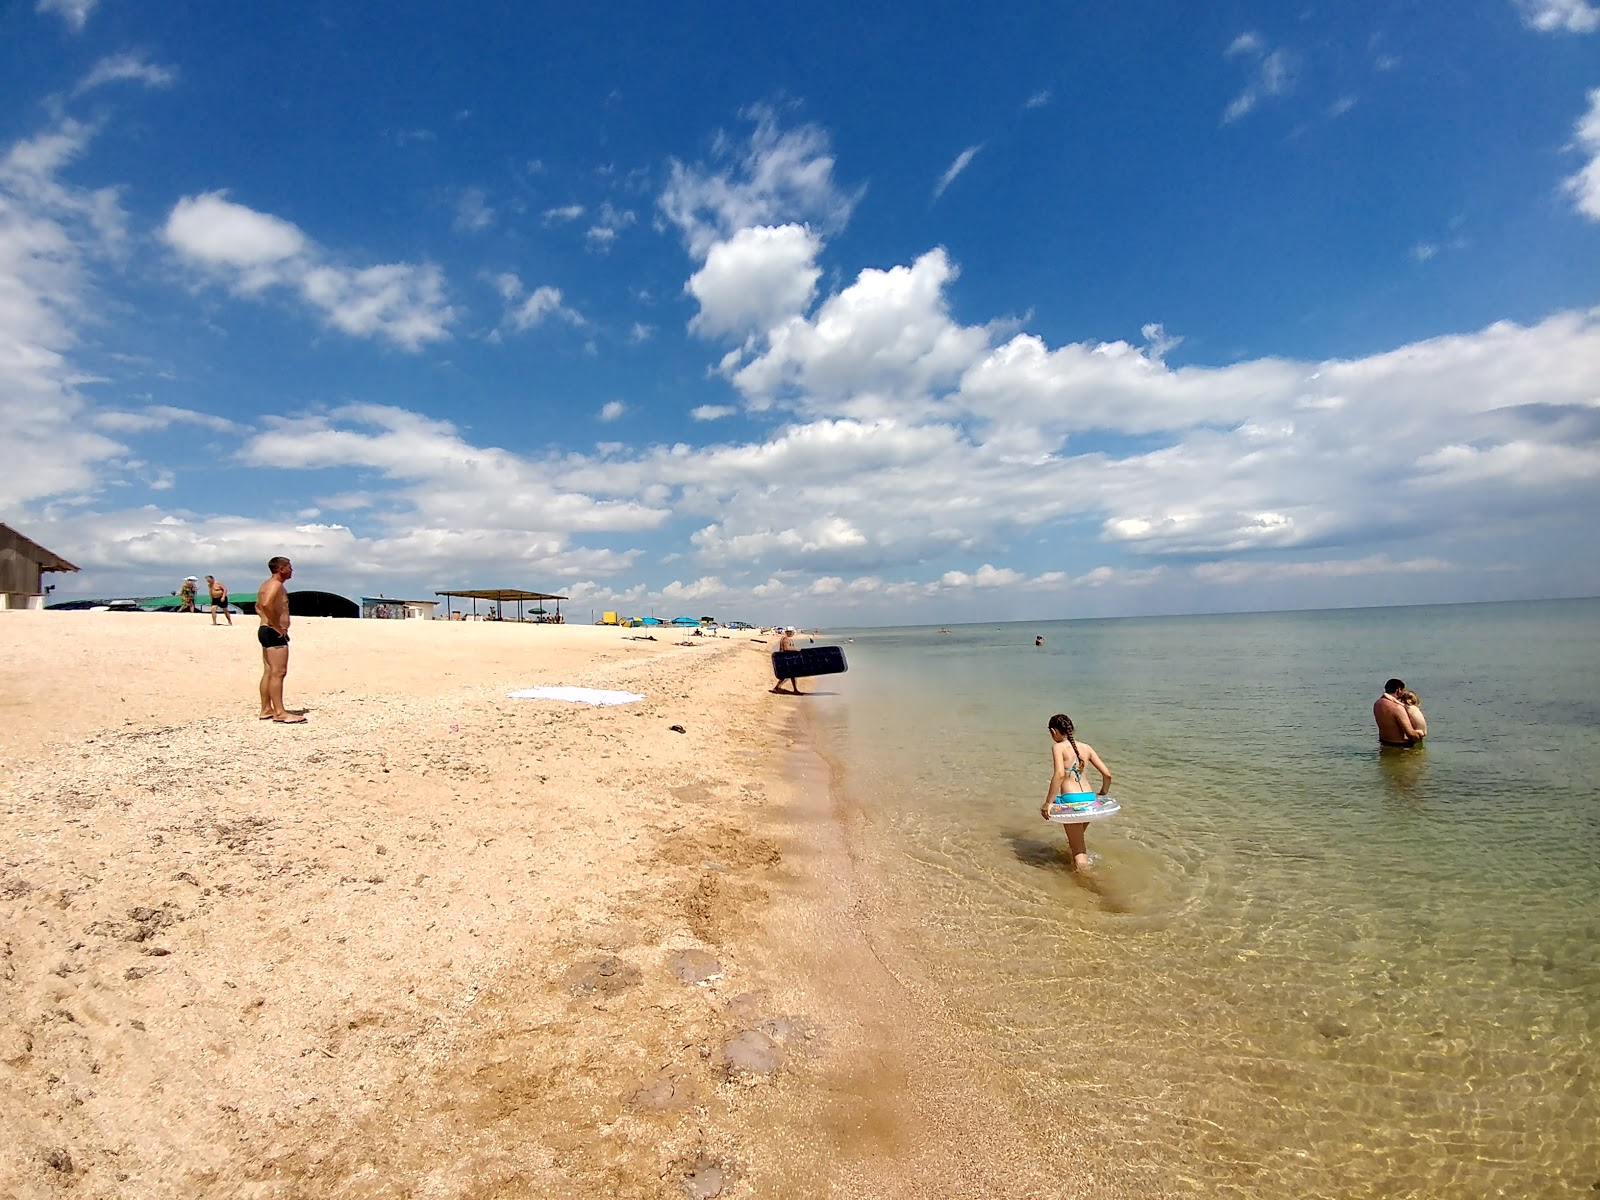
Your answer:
[1046,794,1121,824]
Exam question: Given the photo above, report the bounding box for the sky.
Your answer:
[3,0,1599,626]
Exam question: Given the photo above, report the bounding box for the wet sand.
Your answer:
[0,612,1084,1199]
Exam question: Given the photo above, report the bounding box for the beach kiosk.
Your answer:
[361,596,439,620]
[0,523,79,610]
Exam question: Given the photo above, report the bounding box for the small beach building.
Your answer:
[361,596,439,620]
[0,524,79,610]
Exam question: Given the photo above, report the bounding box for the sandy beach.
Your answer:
[0,611,1076,1200]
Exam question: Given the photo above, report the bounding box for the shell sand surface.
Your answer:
[0,612,1121,1199]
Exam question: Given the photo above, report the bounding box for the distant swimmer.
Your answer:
[1041,713,1113,871]
[1035,635,1044,647]
[1374,678,1423,747]
[1399,688,1428,740]
[257,556,305,723]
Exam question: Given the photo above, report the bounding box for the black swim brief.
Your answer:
[1379,738,1417,748]
[257,626,290,648]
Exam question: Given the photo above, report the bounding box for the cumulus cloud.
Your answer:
[933,145,982,200]
[163,191,454,349]
[452,187,494,233]
[1513,0,1600,32]
[74,52,176,94]
[598,400,626,422]
[686,224,822,338]
[1565,87,1600,220]
[0,119,127,504]
[659,106,862,259]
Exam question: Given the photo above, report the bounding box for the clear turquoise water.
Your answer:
[807,599,1600,1198]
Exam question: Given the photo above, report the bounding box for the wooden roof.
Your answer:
[434,589,568,602]
[0,524,79,572]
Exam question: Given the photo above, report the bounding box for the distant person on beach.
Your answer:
[1041,713,1113,871]
[206,575,232,626]
[1398,689,1428,740]
[1374,678,1422,747]
[256,556,304,724]
[771,627,803,695]
[1035,635,1044,647]
[178,576,198,612]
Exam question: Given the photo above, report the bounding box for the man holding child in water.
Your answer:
[1374,677,1426,747]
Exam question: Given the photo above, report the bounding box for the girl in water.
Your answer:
[1041,713,1113,870]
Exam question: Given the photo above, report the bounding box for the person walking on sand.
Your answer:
[178,575,198,612]
[206,575,232,626]
[771,626,803,694]
[1374,678,1422,748]
[257,556,305,724]
[1041,713,1113,871]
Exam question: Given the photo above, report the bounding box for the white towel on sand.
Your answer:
[507,686,644,706]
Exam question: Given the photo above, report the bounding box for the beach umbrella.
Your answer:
[671,616,698,626]
[639,616,664,625]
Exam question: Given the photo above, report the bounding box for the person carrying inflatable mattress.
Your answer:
[1041,713,1115,871]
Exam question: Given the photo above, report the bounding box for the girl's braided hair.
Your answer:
[1047,713,1080,768]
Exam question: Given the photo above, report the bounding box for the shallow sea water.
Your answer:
[805,599,1600,1198]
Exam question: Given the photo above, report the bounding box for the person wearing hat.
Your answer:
[771,626,804,695]
[178,575,198,613]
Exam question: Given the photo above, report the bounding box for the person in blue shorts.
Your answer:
[1041,713,1113,870]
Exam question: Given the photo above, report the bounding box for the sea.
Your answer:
[802,598,1599,1199]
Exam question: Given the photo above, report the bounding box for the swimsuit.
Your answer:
[1379,738,1417,749]
[257,626,290,648]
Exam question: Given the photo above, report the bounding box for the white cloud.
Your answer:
[163,191,454,350]
[1513,0,1600,32]
[585,202,635,252]
[660,107,862,259]
[1564,87,1600,220]
[494,275,583,333]
[0,119,127,505]
[933,145,982,200]
[1223,36,1297,123]
[542,204,584,224]
[92,405,239,435]
[36,0,97,32]
[690,405,737,421]
[74,52,176,94]
[452,187,494,234]
[629,322,654,342]
[686,224,821,338]
[1025,90,1052,109]
[598,400,626,422]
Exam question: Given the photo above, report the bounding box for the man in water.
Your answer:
[206,574,232,626]
[257,556,305,723]
[1374,678,1422,747]
[771,627,803,694]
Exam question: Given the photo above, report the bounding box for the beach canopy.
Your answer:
[435,587,568,620]
[671,616,698,625]
[638,616,664,625]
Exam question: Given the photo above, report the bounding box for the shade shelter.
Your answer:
[435,588,567,622]
[1,523,78,610]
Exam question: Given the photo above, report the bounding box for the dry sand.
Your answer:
[0,611,1082,1199]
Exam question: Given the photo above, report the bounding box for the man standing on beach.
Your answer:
[771,626,803,695]
[257,556,305,723]
[206,575,232,626]
[1374,678,1422,747]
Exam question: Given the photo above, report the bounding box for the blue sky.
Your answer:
[4,0,1598,625]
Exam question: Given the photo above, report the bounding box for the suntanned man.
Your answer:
[770,626,803,695]
[206,575,232,626]
[1374,677,1421,748]
[257,556,305,723]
